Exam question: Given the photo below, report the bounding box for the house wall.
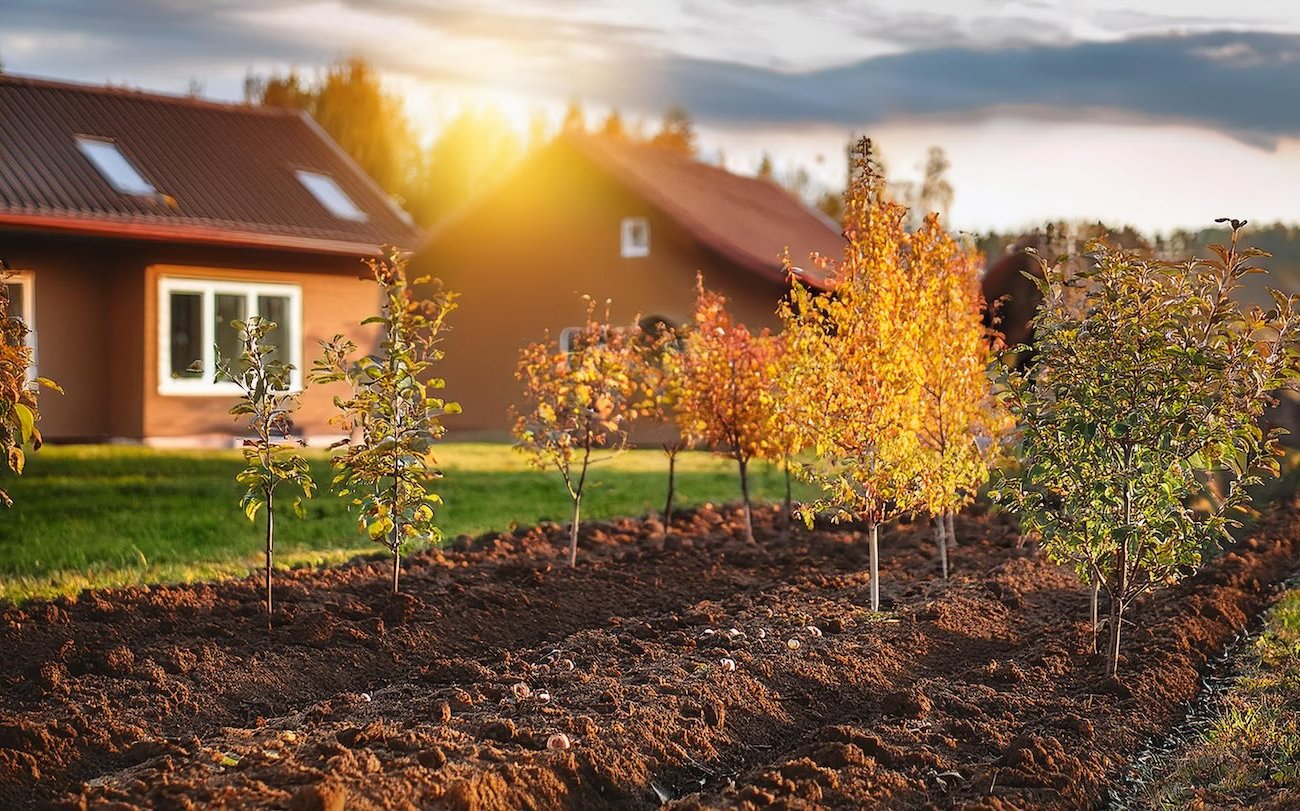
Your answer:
[0,231,379,443]
[413,139,791,439]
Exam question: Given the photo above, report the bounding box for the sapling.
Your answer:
[0,270,60,507]
[311,248,459,593]
[677,275,780,544]
[629,320,691,529]
[218,315,315,615]
[777,139,923,610]
[513,297,639,567]
[994,222,1300,676]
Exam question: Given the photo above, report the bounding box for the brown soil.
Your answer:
[2,501,1297,810]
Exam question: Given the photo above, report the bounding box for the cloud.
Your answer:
[567,31,1300,146]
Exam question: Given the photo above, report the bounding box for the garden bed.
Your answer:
[2,500,1298,810]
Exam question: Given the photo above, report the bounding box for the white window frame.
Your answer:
[158,277,303,396]
[620,216,650,258]
[559,326,581,354]
[4,272,37,382]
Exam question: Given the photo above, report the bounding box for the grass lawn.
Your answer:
[1140,586,1300,808]
[0,443,814,603]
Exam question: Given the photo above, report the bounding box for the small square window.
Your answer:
[621,217,650,258]
[295,170,368,222]
[76,137,156,196]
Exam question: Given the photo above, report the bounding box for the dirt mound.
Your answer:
[2,503,1296,809]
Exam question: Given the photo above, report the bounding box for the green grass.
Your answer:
[0,443,814,603]
[1140,588,1300,808]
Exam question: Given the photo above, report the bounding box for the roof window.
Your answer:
[295,170,368,222]
[75,136,156,196]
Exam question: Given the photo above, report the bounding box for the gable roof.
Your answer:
[422,133,843,288]
[0,74,420,255]
[571,135,842,288]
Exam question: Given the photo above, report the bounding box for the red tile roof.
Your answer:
[571,135,843,288]
[0,74,420,255]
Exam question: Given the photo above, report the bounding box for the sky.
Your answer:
[3,0,1300,234]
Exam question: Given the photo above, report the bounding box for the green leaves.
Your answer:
[309,249,456,575]
[0,277,57,507]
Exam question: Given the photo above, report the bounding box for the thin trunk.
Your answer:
[1090,575,1100,655]
[1109,465,1132,677]
[738,456,755,544]
[868,521,880,613]
[935,515,948,580]
[391,546,401,594]
[783,460,793,536]
[663,447,677,531]
[568,494,581,568]
[264,487,274,616]
[945,509,957,548]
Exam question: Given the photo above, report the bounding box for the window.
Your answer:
[295,170,368,222]
[75,137,156,196]
[559,327,582,354]
[3,274,36,380]
[620,217,650,258]
[158,277,301,395]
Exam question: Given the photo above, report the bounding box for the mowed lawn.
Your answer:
[0,443,813,603]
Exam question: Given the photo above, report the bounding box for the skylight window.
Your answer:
[295,170,368,222]
[76,137,156,196]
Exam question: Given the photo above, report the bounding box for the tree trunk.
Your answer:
[1090,576,1100,655]
[737,456,755,544]
[264,488,274,616]
[945,509,957,548]
[935,515,948,580]
[780,462,790,525]
[663,447,677,531]
[868,521,880,613]
[568,494,581,568]
[1107,545,1127,676]
[391,546,401,594]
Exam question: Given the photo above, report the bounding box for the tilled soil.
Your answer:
[2,501,1297,810]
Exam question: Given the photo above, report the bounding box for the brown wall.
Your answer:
[1,231,378,442]
[414,140,790,439]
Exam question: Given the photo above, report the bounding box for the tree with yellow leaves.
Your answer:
[513,298,641,567]
[907,218,1002,579]
[757,331,805,529]
[778,139,924,610]
[678,276,778,544]
[628,319,691,529]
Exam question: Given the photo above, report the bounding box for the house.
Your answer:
[413,133,844,438]
[0,74,420,444]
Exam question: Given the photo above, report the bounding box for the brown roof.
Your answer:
[423,133,843,288]
[571,135,842,287]
[0,74,420,255]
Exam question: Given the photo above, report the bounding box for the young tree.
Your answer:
[311,249,459,594]
[629,319,691,529]
[0,274,60,507]
[908,218,1002,579]
[758,332,805,528]
[678,276,778,544]
[219,316,315,615]
[778,139,922,610]
[995,222,1300,676]
[513,299,640,567]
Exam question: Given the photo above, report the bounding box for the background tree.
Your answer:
[311,249,459,593]
[219,317,315,615]
[756,152,775,182]
[598,109,627,140]
[513,299,640,567]
[649,106,697,156]
[678,276,777,544]
[419,105,524,225]
[0,272,59,507]
[561,99,587,134]
[995,222,1300,676]
[247,58,422,216]
[759,332,804,528]
[779,139,922,611]
[918,146,954,226]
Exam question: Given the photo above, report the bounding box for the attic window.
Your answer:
[621,217,650,258]
[75,137,156,196]
[295,170,368,222]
